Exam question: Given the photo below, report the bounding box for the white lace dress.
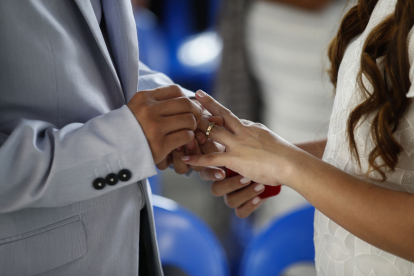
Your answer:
[314,0,414,275]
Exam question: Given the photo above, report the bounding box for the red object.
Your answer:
[226,168,281,199]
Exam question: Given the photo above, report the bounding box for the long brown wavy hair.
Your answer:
[328,0,414,180]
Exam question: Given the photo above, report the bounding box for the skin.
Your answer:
[127,85,225,176]
[182,90,414,263]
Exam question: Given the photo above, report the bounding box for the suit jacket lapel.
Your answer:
[101,0,139,102]
[73,0,124,98]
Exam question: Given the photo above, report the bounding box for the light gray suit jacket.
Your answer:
[0,1,193,275]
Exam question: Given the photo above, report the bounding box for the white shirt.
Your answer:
[315,0,414,275]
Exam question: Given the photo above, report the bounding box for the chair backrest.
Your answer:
[239,205,316,276]
[152,195,230,276]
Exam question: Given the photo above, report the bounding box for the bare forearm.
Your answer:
[284,150,414,262]
[260,0,333,10]
[295,138,327,159]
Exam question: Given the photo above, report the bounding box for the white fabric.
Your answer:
[246,1,345,229]
[247,1,344,144]
[315,0,414,275]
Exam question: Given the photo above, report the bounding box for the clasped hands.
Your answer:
[128,85,278,218]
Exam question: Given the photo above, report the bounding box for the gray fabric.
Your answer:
[214,0,263,122]
[90,0,102,23]
[0,0,192,275]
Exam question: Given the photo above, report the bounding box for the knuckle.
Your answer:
[156,163,164,170]
[180,130,193,144]
[235,208,248,219]
[180,97,193,110]
[170,84,182,95]
[210,184,221,197]
[205,154,216,163]
[175,166,188,175]
[183,113,196,127]
[220,107,232,117]
[156,162,168,170]
[183,130,192,140]
[224,196,236,208]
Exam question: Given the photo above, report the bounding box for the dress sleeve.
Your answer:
[406,27,414,98]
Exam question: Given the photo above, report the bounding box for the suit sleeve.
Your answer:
[0,105,157,213]
[138,61,195,98]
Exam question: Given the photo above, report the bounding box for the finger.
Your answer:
[181,152,229,168]
[195,130,207,146]
[194,129,226,155]
[235,198,267,219]
[206,116,224,127]
[196,118,233,147]
[223,183,265,209]
[195,90,243,133]
[240,119,254,126]
[156,154,172,170]
[163,113,197,134]
[200,139,225,155]
[199,167,226,181]
[210,175,252,197]
[198,116,224,143]
[185,139,204,172]
[192,99,211,118]
[172,148,190,175]
[163,130,194,153]
[151,85,185,101]
[159,97,202,123]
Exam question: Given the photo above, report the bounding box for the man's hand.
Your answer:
[127,85,202,165]
[164,99,225,175]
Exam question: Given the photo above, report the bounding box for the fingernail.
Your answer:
[196,90,207,98]
[176,146,183,151]
[214,172,223,179]
[240,177,251,185]
[187,140,195,150]
[254,184,265,192]
[252,197,261,205]
[196,135,206,145]
[181,156,190,162]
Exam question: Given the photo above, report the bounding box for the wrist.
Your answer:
[276,146,313,192]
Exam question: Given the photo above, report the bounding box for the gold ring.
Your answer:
[206,122,216,139]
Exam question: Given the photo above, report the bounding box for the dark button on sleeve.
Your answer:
[105,173,119,186]
[118,169,132,182]
[93,178,106,190]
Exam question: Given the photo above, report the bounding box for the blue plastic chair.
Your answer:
[239,205,316,276]
[161,0,222,92]
[135,1,222,93]
[152,195,230,276]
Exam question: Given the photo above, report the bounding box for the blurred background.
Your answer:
[131,0,348,275]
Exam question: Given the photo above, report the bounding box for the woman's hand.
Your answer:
[181,95,414,262]
[199,167,268,218]
[181,90,297,188]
